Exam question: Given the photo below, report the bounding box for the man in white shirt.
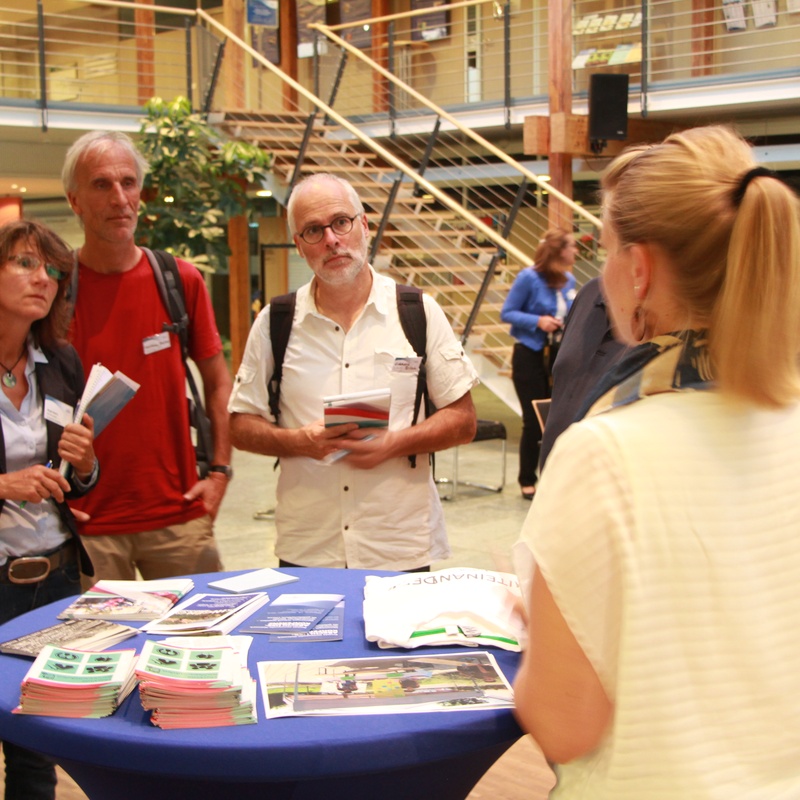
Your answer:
[229,174,478,571]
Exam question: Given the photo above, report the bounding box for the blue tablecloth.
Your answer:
[0,568,523,800]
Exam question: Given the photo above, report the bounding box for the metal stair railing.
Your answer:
[306,9,602,378]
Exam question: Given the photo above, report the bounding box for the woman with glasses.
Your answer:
[0,219,96,799]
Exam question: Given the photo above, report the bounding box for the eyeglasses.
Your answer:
[298,214,361,245]
[6,254,65,281]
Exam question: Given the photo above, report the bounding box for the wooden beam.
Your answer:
[547,0,574,229]
[523,114,683,157]
[134,0,155,105]
[227,214,250,374]
[280,0,298,109]
[224,0,246,109]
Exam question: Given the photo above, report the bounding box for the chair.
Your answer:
[436,419,507,501]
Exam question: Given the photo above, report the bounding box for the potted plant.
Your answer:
[136,95,273,272]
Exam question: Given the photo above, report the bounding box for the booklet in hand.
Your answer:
[323,389,391,428]
[58,362,140,476]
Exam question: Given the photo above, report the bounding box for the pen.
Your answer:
[20,460,54,509]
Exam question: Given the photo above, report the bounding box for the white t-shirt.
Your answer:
[229,268,479,570]
[516,391,800,799]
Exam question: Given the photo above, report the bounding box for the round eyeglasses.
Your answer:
[298,213,361,245]
[6,254,65,282]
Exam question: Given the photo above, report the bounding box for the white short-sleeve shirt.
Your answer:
[516,391,800,799]
[230,268,479,570]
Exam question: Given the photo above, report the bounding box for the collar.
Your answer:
[297,264,385,323]
[581,329,714,420]
[25,338,48,376]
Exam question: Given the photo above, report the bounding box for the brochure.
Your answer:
[240,594,344,635]
[323,388,391,428]
[141,592,270,636]
[0,619,139,658]
[207,568,299,594]
[268,600,345,643]
[258,652,514,719]
[57,578,195,621]
[59,362,140,476]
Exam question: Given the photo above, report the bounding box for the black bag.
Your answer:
[544,329,563,379]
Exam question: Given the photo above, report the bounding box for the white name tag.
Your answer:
[393,357,421,374]
[44,396,74,427]
[143,331,171,355]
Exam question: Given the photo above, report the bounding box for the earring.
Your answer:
[632,304,647,342]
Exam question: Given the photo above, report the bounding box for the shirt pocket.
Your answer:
[374,348,421,430]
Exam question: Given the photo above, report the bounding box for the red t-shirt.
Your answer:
[69,253,223,536]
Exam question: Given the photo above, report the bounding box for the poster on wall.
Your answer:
[252,27,280,65]
[410,0,451,42]
[248,0,279,28]
[340,0,373,49]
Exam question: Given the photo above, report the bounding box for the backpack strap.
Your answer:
[143,247,190,360]
[268,292,297,423]
[395,284,432,468]
[266,286,431,468]
[142,247,213,478]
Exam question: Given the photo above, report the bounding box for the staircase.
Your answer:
[217,109,522,404]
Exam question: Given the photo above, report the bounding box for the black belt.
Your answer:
[0,540,77,585]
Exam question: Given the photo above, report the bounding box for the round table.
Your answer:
[0,567,523,800]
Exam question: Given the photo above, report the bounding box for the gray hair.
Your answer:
[286,173,365,235]
[61,130,150,195]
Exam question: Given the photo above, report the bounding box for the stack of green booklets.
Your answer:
[135,637,257,729]
[15,645,138,718]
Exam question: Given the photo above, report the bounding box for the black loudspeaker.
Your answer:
[588,73,629,143]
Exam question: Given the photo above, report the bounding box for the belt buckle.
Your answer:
[8,556,51,585]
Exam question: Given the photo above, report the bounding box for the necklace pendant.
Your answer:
[2,372,16,388]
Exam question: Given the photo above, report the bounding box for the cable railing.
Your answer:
[0,0,192,114]
[3,0,799,391]
[197,7,550,386]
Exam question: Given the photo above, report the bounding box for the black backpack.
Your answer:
[267,284,434,467]
[69,248,213,479]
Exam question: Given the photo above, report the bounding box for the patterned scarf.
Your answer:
[576,329,715,422]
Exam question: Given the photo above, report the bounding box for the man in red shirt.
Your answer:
[62,131,232,581]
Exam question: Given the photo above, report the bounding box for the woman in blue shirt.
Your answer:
[501,229,577,499]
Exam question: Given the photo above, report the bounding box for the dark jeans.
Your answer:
[0,560,82,800]
[511,342,550,487]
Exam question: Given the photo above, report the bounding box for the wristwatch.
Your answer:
[208,465,233,479]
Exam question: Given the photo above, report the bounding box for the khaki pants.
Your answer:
[80,515,223,587]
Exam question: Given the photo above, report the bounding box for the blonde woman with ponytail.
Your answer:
[513,126,800,798]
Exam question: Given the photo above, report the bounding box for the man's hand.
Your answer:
[294,420,360,461]
[183,473,229,521]
[336,429,396,470]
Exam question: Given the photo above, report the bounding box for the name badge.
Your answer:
[44,396,74,427]
[393,357,422,374]
[143,331,171,355]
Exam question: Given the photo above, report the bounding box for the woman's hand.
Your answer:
[537,315,563,333]
[58,414,96,480]
[0,464,71,504]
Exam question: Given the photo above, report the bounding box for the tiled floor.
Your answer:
[3,385,556,798]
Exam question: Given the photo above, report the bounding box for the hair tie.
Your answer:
[732,166,776,206]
